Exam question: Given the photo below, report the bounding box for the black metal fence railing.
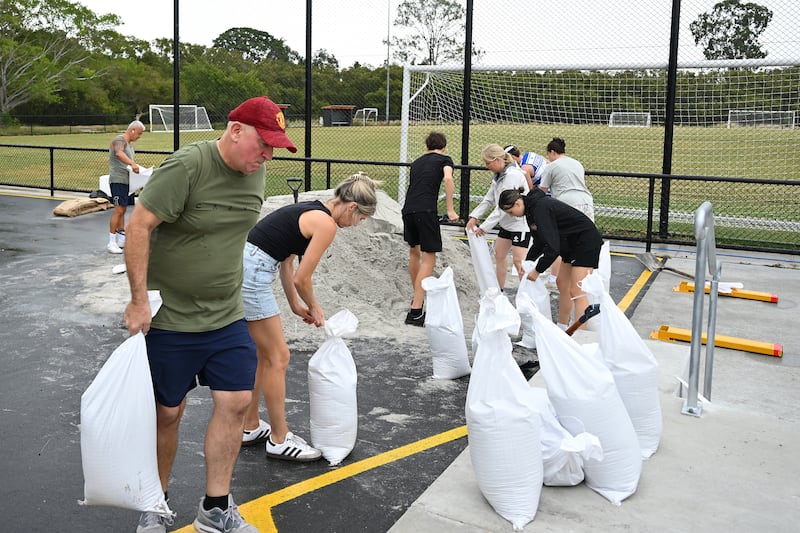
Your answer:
[1,144,798,255]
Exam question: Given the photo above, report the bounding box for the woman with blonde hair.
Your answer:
[240,172,380,461]
[465,144,530,290]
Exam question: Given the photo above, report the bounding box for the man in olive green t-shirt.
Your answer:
[122,97,296,533]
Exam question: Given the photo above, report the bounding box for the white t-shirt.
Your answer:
[539,155,593,213]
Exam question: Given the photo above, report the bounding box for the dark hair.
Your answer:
[503,145,520,157]
[546,137,566,154]
[498,187,526,211]
[425,132,447,150]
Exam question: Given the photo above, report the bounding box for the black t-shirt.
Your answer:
[401,152,454,214]
[247,200,331,261]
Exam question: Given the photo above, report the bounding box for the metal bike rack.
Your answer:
[682,201,720,417]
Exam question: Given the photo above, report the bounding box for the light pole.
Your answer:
[385,0,391,123]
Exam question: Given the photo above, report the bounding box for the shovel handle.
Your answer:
[565,303,601,336]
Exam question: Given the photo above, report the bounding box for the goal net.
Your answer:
[353,107,378,125]
[399,61,800,201]
[149,104,213,132]
[727,110,795,129]
[609,111,651,128]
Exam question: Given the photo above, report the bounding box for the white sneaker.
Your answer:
[242,419,271,446]
[107,241,123,254]
[116,230,126,248]
[266,431,322,462]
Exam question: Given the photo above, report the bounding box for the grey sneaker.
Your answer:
[241,419,271,446]
[137,510,173,533]
[266,431,322,462]
[193,495,257,533]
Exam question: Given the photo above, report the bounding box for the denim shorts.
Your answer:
[145,319,257,407]
[242,241,282,321]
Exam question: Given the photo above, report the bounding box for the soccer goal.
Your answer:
[727,110,795,129]
[353,107,378,126]
[609,111,652,128]
[149,104,213,132]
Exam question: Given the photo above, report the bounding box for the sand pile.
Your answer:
[261,190,482,346]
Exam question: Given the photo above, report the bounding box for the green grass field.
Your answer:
[2,123,798,243]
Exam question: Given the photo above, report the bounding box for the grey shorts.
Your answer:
[242,242,282,321]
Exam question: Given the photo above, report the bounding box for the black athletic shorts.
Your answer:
[497,227,531,248]
[110,183,135,207]
[562,239,602,268]
[403,211,442,253]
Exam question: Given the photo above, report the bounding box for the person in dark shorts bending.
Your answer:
[498,187,603,330]
[401,132,458,326]
[241,172,380,461]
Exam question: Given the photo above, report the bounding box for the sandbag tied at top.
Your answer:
[515,260,552,349]
[581,271,662,459]
[527,387,603,487]
[531,306,642,506]
[466,288,543,531]
[308,309,359,466]
[421,266,471,379]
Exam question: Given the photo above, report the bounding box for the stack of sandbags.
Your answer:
[53,197,111,217]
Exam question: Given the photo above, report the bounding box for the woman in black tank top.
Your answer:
[240,173,380,461]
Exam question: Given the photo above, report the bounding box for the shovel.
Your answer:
[565,303,601,336]
[635,252,695,280]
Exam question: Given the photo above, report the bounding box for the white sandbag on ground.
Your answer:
[582,272,662,458]
[80,291,172,518]
[421,266,471,379]
[466,289,542,531]
[528,387,602,486]
[466,229,500,296]
[309,309,359,466]
[532,307,641,505]
[515,261,552,349]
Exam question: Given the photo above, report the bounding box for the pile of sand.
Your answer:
[262,190,483,346]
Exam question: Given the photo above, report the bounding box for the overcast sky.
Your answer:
[78,0,799,68]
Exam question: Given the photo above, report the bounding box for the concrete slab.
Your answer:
[390,252,800,533]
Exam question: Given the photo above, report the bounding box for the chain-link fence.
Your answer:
[1,0,798,253]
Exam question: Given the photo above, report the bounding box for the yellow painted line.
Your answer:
[173,425,468,532]
[617,268,653,313]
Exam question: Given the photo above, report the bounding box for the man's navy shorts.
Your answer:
[144,319,257,407]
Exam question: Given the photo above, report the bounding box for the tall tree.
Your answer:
[689,0,773,60]
[212,27,301,63]
[0,0,121,118]
[389,0,469,65]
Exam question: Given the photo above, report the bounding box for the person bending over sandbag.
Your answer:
[498,187,603,330]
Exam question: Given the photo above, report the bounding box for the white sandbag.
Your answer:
[466,289,542,531]
[528,388,602,486]
[421,266,471,379]
[309,309,359,466]
[466,229,500,297]
[515,261,552,349]
[581,272,662,458]
[532,307,641,505]
[80,291,172,517]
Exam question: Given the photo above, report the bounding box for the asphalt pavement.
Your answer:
[1,189,797,532]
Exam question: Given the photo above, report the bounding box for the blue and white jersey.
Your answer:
[520,152,548,185]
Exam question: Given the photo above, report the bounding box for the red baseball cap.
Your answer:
[228,96,297,153]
